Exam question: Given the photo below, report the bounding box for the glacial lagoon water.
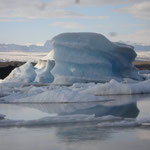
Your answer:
[0,95,150,150]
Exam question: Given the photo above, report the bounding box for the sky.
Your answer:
[0,0,150,45]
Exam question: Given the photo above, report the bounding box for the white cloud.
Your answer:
[121,23,145,28]
[72,0,130,6]
[49,22,106,30]
[49,22,83,29]
[95,24,105,28]
[42,0,130,8]
[0,0,108,19]
[0,18,31,22]
[117,1,150,20]
[0,0,149,20]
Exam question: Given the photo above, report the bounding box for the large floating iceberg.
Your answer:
[2,32,143,86]
[46,32,142,85]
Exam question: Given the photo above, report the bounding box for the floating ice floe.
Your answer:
[0,115,130,127]
[82,79,150,95]
[2,32,144,85]
[0,114,150,127]
[1,78,150,103]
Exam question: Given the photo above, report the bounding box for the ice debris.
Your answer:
[4,62,36,83]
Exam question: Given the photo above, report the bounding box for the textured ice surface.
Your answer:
[1,78,150,104]
[49,32,142,85]
[1,64,150,103]
[82,79,150,95]
[0,115,134,127]
[4,62,36,83]
[0,114,150,127]
[2,61,54,84]
[35,60,54,83]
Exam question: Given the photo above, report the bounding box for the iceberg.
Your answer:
[2,32,143,86]
[4,62,36,83]
[47,32,142,85]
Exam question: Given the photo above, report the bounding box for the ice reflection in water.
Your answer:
[16,94,143,119]
[0,94,150,125]
[0,95,150,150]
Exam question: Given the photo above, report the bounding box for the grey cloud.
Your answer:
[0,0,108,19]
[1,0,148,20]
[37,2,47,11]
[78,0,129,6]
[116,1,150,20]
[108,32,118,37]
[75,0,80,4]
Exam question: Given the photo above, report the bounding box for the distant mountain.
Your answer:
[43,40,51,49]
[132,44,150,51]
[0,40,52,52]
[0,40,149,52]
[120,41,150,51]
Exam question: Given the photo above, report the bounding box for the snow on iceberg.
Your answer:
[82,79,150,95]
[3,85,106,103]
[35,60,54,83]
[4,62,36,83]
[2,79,150,104]
[2,60,54,84]
[48,32,142,85]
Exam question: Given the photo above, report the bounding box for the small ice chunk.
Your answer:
[98,120,140,127]
[35,60,54,83]
[82,79,150,95]
[0,115,123,127]
[4,62,36,83]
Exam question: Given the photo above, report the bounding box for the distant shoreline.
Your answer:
[133,61,150,70]
[0,60,150,79]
